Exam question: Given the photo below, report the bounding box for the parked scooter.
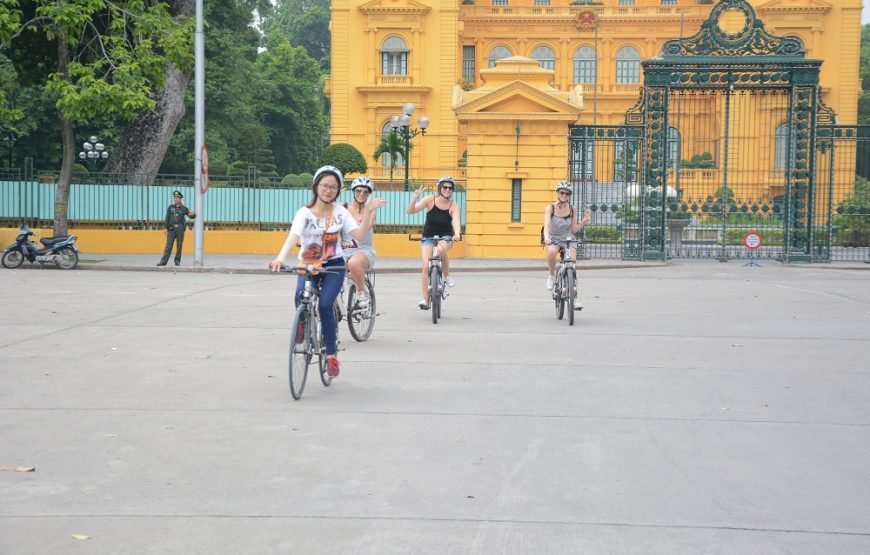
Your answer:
[2,225,80,270]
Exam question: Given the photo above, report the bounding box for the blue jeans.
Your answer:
[294,258,345,356]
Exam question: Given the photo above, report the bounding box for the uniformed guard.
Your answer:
[157,191,196,266]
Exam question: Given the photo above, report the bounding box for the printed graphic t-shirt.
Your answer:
[289,204,359,262]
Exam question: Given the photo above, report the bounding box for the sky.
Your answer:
[864,1,869,25]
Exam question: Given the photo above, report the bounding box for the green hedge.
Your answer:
[584,225,621,244]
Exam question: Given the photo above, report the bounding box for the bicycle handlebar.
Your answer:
[280,264,346,275]
[408,234,459,242]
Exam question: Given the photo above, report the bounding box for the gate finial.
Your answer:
[661,0,804,58]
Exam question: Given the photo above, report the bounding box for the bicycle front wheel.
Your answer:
[554,271,565,320]
[347,279,376,342]
[566,267,576,326]
[429,265,440,324]
[288,307,311,400]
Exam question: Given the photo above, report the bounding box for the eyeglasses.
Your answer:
[353,189,371,194]
[441,186,455,191]
[558,190,571,195]
[319,184,339,192]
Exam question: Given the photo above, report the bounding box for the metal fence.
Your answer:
[0,167,466,234]
[571,120,869,263]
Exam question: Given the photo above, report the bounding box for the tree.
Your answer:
[264,0,330,71]
[107,0,271,183]
[228,123,278,177]
[320,143,366,176]
[0,0,192,234]
[372,131,406,187]
[256,33,327,174]
[859,25,869,125]
[158,0,270,176]
[104,0,194,185]
[0,54,23,167]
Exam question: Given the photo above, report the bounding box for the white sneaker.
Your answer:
[417,299,429,310]
[445,276,455,287]
[355,291,370,309]
[546,275,555,290]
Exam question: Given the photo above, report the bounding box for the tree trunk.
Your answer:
[55,116,76,237]
[106,66,191,184]
[105,0,194,185]
[54,34,75,236]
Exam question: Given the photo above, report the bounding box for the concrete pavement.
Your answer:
[0,261,868,553]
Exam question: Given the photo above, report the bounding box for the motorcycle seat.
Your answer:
[41,236,71,245]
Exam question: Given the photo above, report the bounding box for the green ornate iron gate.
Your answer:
[570,0,868,263]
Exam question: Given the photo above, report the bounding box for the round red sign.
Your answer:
[743,231,763,250]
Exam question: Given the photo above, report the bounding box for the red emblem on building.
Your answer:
[576,11,598,30]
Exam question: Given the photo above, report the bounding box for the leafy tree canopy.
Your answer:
[262,0,330,71]
[859,24,869,125]
[1,0,193,233]
[2,0,193,123]
[320,143,367,176]
[256,32,327,174]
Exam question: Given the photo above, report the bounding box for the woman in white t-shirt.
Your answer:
[269,165,386,378]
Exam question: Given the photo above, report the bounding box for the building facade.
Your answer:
[326,0,864,258]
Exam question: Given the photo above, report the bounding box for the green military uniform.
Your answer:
[158,191,195,266]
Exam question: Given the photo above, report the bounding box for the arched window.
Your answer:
[531,45,555,70]
[573,46,596,84]
[488,45,512,68]
[379,121,404,167]
[775,122,790,169]
[667,127,680,170]
[615,46,641,84]
[381,36,408,76]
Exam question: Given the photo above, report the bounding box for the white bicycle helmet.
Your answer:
[437,176,456,188]
[555,181,573,192]
[312,165,344,189]
[350,176,374,192]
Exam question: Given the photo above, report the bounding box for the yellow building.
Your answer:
[326,0,865,258]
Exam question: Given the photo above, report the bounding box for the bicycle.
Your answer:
[409,235,454,324]
[552,238,582,326]
[282,264,344,400]
[336,268,377,342]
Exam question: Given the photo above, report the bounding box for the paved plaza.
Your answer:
[1,260,868,554]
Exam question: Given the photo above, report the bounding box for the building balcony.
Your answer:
[377,75,414,86]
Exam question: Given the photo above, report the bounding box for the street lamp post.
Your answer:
[390,102,429,191]
[78,135,110,173]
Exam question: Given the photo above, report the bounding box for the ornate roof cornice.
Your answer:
[756,0,833,15]
[358,0,431,15]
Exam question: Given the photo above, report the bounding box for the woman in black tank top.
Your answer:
[406,176,462,309]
